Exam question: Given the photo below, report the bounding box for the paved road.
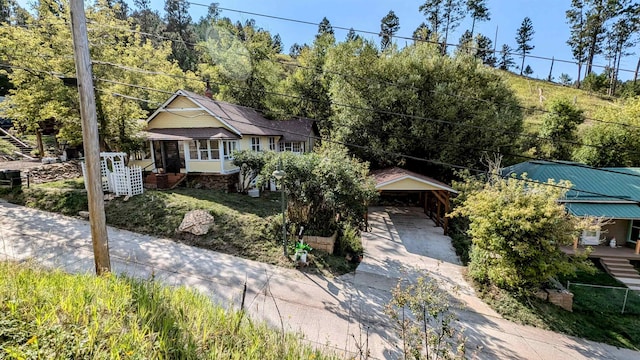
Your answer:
[1,201,638,359]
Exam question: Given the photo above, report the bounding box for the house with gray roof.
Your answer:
[130,90,318,189]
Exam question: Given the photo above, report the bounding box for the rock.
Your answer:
[178,210,215,236]
[78,211,90,219]
[25,161,83,184]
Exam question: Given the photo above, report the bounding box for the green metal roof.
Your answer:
[502,161,640,219]
[565,203,640,219]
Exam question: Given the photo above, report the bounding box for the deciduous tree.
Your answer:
[452,171,591,293]
[538,98,585,160]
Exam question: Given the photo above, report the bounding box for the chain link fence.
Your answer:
[567,281,640,315]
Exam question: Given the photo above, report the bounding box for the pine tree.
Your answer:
[515,17,535,75]
[413,22,431,42]
[317,17,334,37]
[379,10,400,51]
[466,0,490,37]
[476,33,496,67]
[498,44,515,71]
[164,0,197,71]
[345,28,360,42]
[419,0,444,40]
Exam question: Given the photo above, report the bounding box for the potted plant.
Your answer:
[295,241,312,265]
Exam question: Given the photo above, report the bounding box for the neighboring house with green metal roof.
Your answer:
[502,161,640,247]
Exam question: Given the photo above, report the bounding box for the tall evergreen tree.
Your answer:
[164,0,197,71]
[515,17,535,75]
[605,2,639,95]
[413,22,431,43]
[379,10,400,52]
[476,33,496,67]
[419,0,444,40]
[498,44,515,71]
[567,0,619,77]
[345,28,360,42]
[441,0,465,54]
[131,0,166,47]
[566,0,588,87]
[317,17,333,38]
[466,0,490,37]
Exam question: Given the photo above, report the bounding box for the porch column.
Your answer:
[149,141,156,170]
[219,140,225,174]
[183,142,190,172]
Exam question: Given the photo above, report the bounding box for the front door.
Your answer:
[164,141,181,173]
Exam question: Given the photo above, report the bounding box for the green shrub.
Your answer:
[336,223,362,256]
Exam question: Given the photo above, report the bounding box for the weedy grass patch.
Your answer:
[0,261,341,359]
[471,266,640,350]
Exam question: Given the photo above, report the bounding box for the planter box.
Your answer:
[303,232,337,254]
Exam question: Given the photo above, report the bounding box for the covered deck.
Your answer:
[562,244,640,261]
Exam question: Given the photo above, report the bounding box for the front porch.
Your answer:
[562,244,640,261]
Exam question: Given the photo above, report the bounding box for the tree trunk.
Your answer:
[634,57,640,84]
[576,61,583,88]
[520,54,526,76]
[548,57,554,81]
[470,16,476,38]
[36,128,44,158]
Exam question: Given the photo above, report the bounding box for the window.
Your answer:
[190,140,220,160]
[223,140,238,159]
[198,140,209,160]
[251,137,261,151]
[279,142,304,153]
[268,137,277,151]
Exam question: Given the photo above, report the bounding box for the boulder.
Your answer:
[178,210,215,236]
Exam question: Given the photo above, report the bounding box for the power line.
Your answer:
[187,1,639,75]
[95,86,640,204]
[91,59,640,156]
[85,20,640,130]
[2,57,639,159]
[102,79,640,183]
[4,59,640,194]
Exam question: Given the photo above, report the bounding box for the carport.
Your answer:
[371,167,457,234]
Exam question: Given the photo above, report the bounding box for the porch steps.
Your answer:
[600,257,640,291]
[144,173,186,190]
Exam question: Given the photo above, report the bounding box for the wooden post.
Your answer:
[635,241,640,255]
[70,0,111,275]
[443,191,450,235]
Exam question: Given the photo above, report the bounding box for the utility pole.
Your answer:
[69,0,111,275]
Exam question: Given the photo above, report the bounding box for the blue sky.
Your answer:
[16,0,639,81]
[166,0,638,81]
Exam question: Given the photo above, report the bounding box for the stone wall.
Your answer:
[187,173,239,192]
[303,232,337,254]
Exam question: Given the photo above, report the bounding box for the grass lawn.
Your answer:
[471,263,640,350]
[0,261,341,359]
[4,178,356,275]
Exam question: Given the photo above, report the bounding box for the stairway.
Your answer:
[600,257,640,291]
[0,128,33,157]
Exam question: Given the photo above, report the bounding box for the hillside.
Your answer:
[499,71,616,130]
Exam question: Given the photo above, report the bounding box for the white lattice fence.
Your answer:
[82,153,144,197]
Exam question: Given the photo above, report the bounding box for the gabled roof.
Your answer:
[155,90,317,140]
[371,167,457,193]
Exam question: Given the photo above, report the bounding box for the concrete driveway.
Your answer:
[1,201,638,359]
[355,206,639,359]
